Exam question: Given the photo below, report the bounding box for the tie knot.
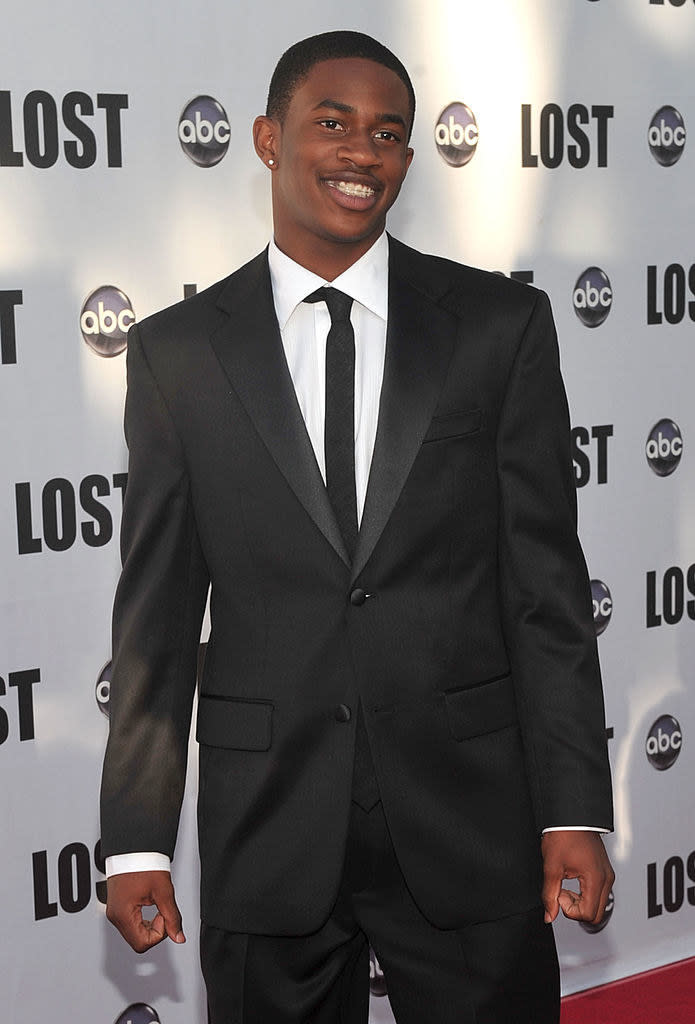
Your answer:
[304,286,353,324]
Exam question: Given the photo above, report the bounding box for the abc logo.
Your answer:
[434,103,479,167]
[178,95,230,167]
[114,1005,160,1024]
[591,580,613,636]
[95,661,111,717]
[80,286,134,357]
[646,714,682,771]
[648,106,686,167]
[580,889,614,934]
[573,267,612,327]
[646,419,683,476]
[369,947,388,997]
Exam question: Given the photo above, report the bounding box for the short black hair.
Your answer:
[266,31,415,138]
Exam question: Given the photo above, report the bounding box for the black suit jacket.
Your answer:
[100,237,613,935]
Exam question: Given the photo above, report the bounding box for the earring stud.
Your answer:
[268,158,275,166]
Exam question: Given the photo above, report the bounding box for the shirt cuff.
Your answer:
[105,852,171,877]
[541,826,610,834]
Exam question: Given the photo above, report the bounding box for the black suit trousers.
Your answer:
[201,795,560,1024]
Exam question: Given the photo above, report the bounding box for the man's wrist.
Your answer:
[541,826,610,834]
[105,852,171,877]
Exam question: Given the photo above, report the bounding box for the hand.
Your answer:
[541,831,614,926]
[106,870,186,953]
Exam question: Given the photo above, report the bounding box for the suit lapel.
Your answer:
[352,242,458,581]
[210,250,350,567]
[209,242,457,578]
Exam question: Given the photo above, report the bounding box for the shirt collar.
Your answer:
[268,233,389,330]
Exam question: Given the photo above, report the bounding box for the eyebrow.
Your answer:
[313,99,407,129]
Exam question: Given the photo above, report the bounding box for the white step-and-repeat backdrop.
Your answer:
[2,2,694,1021]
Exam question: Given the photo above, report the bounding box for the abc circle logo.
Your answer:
[434,103,479,167]
[573,267,612,327]
[80,286,135,357]
[580,890,614,934]
[648,106,686,167]
[646,419,683,477]
[646,714,682,771]
[96,661,111,717]
[179,96,230,167]
[591,580,612,636]
[114,1005,161,1024]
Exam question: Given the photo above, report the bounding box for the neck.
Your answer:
[272,228,383,281]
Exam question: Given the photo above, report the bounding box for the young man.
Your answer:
[101,31,614,1024]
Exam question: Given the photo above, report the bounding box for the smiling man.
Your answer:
[257,54,413,279]
[101,31,614,1024]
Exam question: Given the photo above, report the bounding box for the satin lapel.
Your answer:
[352,261,457,582]
[210,251,350,567]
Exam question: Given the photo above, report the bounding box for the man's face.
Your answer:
[257,57,414,276]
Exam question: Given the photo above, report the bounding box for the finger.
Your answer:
[144,911,167,942]
[145,877,185,944]
[559,875,600,922]
[592,870,615,925]
[156,893,186,943]
[119,902,183,953]
[110,906,167,954]
[582,856,615,924]
[541,868,563,924]
[557,886,584,920]
[130,911,167,952]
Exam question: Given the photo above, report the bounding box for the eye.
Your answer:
[374,129,401,142]
[318,119,343,131]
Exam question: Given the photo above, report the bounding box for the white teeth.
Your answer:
[329,180,376,197]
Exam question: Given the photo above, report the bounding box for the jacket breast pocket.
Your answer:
[443,673,517,741]
[196,695,273,750]
[422,409,481,444]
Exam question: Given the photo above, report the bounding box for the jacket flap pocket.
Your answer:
[196,696,273,750]
[444,674,516,741]
[423,408,481,443]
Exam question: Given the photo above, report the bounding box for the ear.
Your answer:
[253,115,280,168]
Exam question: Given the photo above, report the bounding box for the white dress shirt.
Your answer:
[267,231,388,521]
[106,233,602,879]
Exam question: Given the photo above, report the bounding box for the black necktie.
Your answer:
[304,286,380,811]
[305,287,358,560]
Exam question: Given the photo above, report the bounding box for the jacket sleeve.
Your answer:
[100,323,210,859]
[495,290,613,832]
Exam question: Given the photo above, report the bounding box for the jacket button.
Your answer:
[335,704,352,723]
[350,588,367,606]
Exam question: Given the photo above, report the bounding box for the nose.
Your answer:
[336,129,382,168]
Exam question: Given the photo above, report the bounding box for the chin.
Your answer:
[322,217,383,246]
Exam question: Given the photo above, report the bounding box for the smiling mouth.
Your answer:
[325,179,378,198]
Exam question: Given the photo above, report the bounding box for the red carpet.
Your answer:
[561,956,695,1023]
